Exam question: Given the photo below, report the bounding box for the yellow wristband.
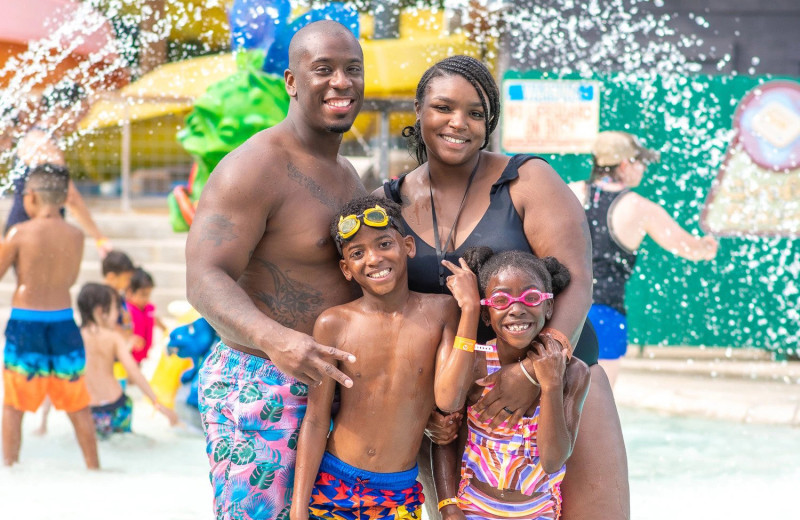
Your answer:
[95,238,109,248]
[453,336,476,352]
[438,498,459,510]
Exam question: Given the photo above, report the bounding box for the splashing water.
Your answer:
[0,1,122,193]
[1,0,795,353]
[0,0,228,194]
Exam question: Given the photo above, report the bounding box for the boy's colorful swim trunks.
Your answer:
[198,342,308,520]
[3,308,90,412]
[91,392,133,438]
[308,451,424,520]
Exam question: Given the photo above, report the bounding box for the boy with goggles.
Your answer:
[292,196,485,520]
[334,204,405,252]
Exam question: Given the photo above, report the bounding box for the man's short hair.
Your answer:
[102,250,135,276]
[26,163,69,206]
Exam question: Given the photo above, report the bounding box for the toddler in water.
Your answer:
[125,267,168,364]
[101,250,135,332]
[434,248,591,520]
[78,283,178,438]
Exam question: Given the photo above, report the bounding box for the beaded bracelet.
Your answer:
[540,327,572,360]
[438,498,459,510]
[453,336,476,352]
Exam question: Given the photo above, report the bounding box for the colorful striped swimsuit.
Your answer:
[458,342,565,519]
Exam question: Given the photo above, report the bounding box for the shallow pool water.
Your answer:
[621,406,800,519]
[2,390,798,519]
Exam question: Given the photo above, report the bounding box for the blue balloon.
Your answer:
[228,0,359,75]
[263,2,359,75]
[229,0,291,51]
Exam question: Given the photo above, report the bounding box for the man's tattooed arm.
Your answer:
[199,214,239,247]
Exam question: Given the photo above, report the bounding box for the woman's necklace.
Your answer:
[428,153,481,289]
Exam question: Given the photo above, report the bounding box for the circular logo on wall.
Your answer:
[734,80,800,171]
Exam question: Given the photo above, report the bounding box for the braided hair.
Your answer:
[462,247,571,298]
[403,55,500,165]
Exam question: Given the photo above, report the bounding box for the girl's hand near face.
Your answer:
[442,258,480,314]
[530,338,568,392]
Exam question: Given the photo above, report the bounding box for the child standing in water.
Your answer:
[291,196,482,520]
[125,267,169,364]
[78,283,178,438]
[434,248,591,520]
[1,164,98,468]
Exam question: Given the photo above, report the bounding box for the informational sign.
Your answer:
[702,81,800,237]
[501,78,601,154]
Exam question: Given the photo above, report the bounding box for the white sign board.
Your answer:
[501,78,601,154]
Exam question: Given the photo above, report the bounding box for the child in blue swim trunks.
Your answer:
[1,164,98,468]
[291,196,484,520]
[78,283,178,438]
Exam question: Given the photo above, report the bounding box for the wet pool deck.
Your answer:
[616,346,800,426]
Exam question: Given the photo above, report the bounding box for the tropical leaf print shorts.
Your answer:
[199,342,308,520]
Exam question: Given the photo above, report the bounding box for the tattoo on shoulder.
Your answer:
[253,257,324,329]
[287,162,339,210]
[200,214,238,246]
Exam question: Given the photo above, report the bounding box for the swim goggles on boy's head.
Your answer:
[480,288,554,310]
[337,204,396,240]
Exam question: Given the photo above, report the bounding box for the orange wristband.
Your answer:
[438,498,459,510]
[540,327,572,359]
[453,336,476,352]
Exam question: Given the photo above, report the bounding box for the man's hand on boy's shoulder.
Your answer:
[269,327,357,389]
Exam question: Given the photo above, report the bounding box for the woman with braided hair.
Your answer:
[374,55,629,519]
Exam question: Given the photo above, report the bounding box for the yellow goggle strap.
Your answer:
[337,205,391,240]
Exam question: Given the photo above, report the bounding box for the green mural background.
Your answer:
[502,70,799,354]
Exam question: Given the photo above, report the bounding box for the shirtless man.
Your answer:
[185,21,367,520]
[0,164,98,468]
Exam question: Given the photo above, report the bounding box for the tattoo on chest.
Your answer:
[287,161,340,210]
[252,257,324,329]
[200,214,238,246]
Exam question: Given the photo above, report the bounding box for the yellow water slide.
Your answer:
[74,5,493,179]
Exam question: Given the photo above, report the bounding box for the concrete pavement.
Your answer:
[615,346,800,426]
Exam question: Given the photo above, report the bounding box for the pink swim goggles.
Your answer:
[480,288,553,310]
